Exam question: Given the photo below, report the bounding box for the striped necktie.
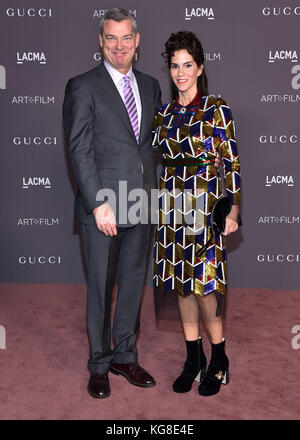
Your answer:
[123,75,139,142]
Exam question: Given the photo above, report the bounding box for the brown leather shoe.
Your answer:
[110,362,156,387]
[87,372,110,398]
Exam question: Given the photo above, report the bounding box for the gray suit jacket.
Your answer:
[63,62,162,226]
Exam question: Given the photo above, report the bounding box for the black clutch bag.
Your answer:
[196,157,242,257]
[210,194,243,235]
[210,195,232,234]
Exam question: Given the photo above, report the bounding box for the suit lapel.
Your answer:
[96,63,136,140]
[134,69,147,144]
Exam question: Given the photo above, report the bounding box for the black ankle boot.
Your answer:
[173,338,207,393]
[198,338,229,397]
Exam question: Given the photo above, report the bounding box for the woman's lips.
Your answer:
[177,79,187,84]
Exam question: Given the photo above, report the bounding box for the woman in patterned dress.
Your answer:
[153,31,241,396]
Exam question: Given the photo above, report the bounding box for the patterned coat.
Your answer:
[152,95,241,299]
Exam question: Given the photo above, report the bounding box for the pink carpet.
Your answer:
[0,283,299,420]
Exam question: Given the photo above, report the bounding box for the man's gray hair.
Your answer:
[99,8,137,35]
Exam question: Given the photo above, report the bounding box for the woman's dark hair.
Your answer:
[162,31,208,99]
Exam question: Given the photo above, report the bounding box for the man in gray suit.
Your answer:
[63,9,161,398]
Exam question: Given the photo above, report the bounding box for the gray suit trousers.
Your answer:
[80,222,151,374]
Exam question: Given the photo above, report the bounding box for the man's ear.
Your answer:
[135,32,140,48]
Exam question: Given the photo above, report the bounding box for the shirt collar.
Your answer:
[103,60,134,86]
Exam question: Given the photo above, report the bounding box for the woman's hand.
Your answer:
[215,152,221,168]
[223,204,240,236]
[223,217,239,236]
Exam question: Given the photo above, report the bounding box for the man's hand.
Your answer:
[93,203,117,236]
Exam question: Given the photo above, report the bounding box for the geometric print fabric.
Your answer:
[153,95,241,298]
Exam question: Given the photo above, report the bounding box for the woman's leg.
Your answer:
[196,293,223,344]
[196,293,229,396]
[177,294,200,340]
[173,294,207,393]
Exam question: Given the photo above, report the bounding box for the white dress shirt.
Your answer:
[104,60,142,132]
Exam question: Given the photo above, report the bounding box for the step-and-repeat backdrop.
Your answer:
[0,0,299,289]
